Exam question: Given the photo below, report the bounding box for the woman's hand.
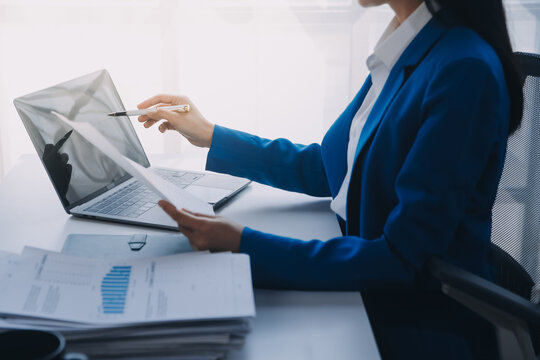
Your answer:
[158,200,244,252]
[137,94,215,148]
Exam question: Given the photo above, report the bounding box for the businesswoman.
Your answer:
[138,0,523,358]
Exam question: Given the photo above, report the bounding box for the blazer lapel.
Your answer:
[353,18,448,163]
[346,18,448,235]
[349,75,373,119]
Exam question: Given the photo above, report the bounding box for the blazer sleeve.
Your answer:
[241,227,416,291]
[237,58,508,291]
[206,125,331,197]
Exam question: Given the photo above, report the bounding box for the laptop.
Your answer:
[14,69,250,230]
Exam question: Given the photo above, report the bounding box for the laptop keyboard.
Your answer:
[84,169,204,218]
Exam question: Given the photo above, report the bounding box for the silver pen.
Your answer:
[108,104,190,117]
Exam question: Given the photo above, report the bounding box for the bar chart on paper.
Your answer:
[101,266,132,314]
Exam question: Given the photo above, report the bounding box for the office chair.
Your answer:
[428,52,540,360]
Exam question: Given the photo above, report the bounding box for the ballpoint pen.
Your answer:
[108,104,190,117]
[53,130,73,151]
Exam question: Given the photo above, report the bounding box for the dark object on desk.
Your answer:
[0,330,87,360]
[42,130,73,206]
[428,52,540,360]
[62,233,194,258]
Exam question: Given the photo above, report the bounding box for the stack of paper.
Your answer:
[0,248,255,359]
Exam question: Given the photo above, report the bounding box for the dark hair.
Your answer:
[425,0,524,135]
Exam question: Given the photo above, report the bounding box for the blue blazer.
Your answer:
[206,18,509,293]
[206,17,509,359]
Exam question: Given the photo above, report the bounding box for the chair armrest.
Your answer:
[427,258,540,324]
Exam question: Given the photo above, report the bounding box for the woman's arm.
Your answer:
[207,125,331,197]
[241,228,416,291]
[157,200,416,291]
[138,95,331,197]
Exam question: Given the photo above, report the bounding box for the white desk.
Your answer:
[0,154,380,360]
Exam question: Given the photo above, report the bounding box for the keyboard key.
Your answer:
[85,174,196,217]
[118,209,132,217]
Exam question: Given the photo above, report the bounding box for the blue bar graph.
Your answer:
[101,266,132,314]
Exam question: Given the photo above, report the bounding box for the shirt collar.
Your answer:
[370,2,433,72]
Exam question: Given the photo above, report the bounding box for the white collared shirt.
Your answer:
[330,3,433,220]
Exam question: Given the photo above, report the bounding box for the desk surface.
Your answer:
[0,154,380,360]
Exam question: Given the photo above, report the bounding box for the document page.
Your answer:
[52,111,214,216]
[0,249,254,325]
[0,251,21,295]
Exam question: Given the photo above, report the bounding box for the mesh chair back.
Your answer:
[491,52,540,304]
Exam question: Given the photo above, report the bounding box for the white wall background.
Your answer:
[0,0,538,181]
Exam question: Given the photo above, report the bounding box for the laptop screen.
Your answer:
[14,70,150,210]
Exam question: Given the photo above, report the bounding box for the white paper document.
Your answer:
[0,249,254,325]
[52,111,214,216]
[0,251,20,295]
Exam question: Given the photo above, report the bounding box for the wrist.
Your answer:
[205,123,215,148]
[230,225,244,253]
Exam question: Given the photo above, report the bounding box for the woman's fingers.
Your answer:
[143,119,158,128]
[158,200,206,228]
[181,208,215,219]
[158,201,212,251]
[153,108,179,121]
[137,94,214,148]
[158,201,242,253]
[139,108,180,130]
[158,200,181,222]
[137,94,180,109]
[159,122,174,133]
[141,108,179,126]
[138,115,149,123]
[175,208,208,228]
